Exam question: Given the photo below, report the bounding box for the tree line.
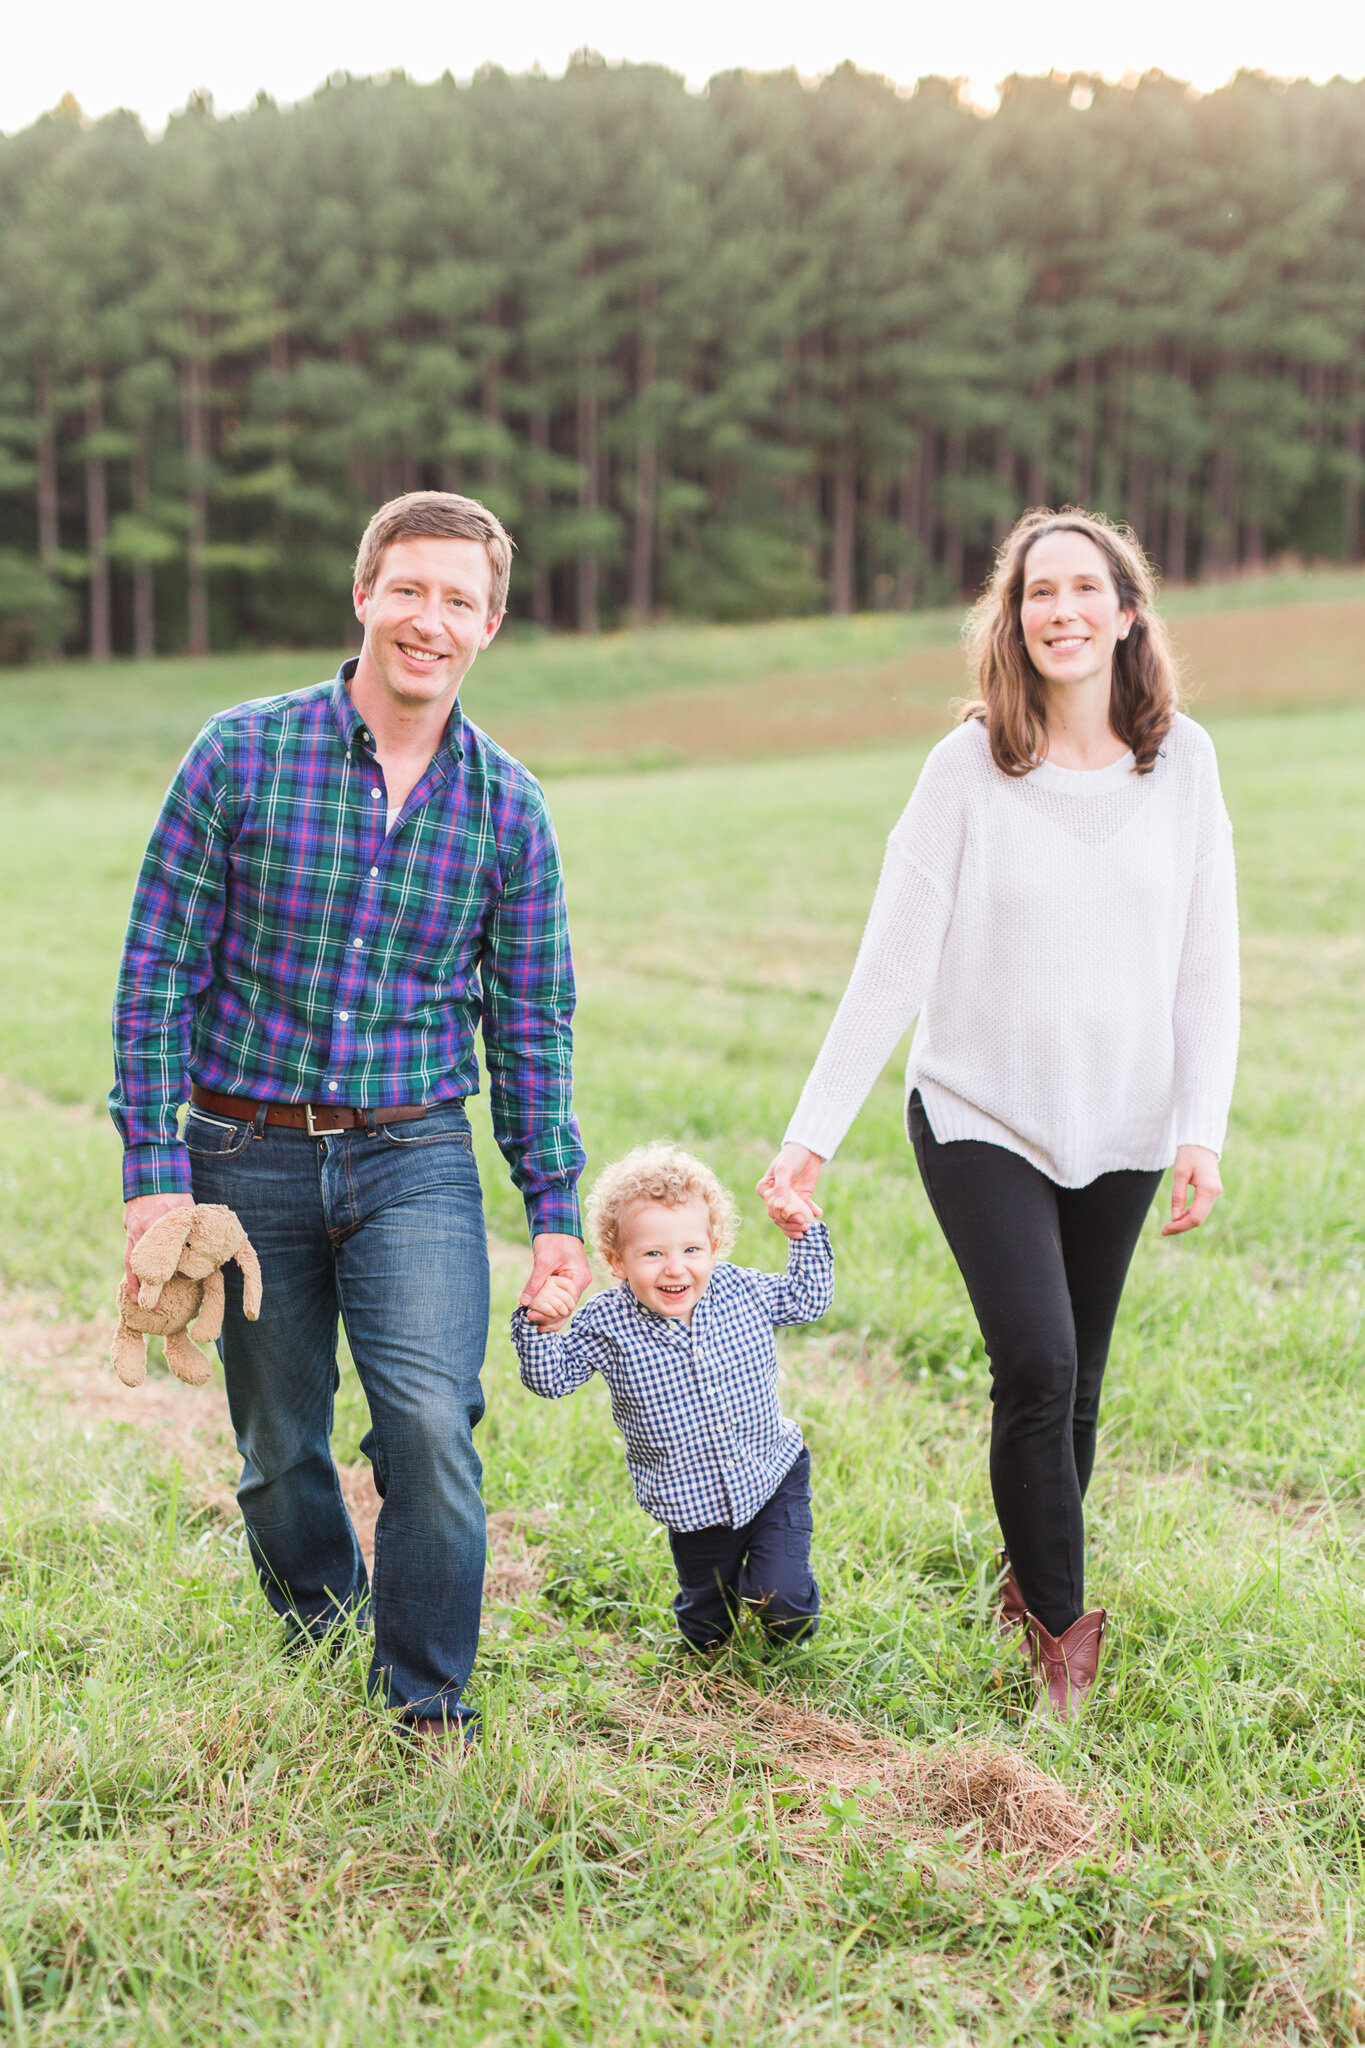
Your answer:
[1,57,1363,658]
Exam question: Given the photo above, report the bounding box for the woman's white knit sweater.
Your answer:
[785,715,1240,1186]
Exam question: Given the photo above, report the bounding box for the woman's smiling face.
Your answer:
[1019,531,1135,695]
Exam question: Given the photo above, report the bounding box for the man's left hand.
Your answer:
[520,1233,592,1316]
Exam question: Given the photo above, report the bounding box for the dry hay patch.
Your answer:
[495,654,958,771]
[0,1290,550,1612]
[611,1674,1097,1877]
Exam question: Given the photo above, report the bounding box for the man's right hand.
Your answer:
[123,1192,195,1299]
[757,1143,825,1239]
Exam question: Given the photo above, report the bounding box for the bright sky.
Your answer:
[5,0,1364,135]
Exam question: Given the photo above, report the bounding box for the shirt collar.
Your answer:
[330,658,468,771]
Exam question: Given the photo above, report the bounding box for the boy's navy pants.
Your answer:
[667,1448,820,1649]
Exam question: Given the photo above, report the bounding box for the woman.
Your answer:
[760,508,1239,1720]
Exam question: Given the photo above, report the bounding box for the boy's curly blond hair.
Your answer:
[585,1144,740,1264]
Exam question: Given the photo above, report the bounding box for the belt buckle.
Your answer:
[304,1103,325,1137]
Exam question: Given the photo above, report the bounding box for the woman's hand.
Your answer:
[1161,1145,1222,1236]
[757,1143,825,1240]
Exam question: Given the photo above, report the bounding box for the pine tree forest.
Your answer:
[2,57,1364,658]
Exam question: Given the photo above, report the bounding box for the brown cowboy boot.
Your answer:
[997,1554,1028,1636]
[1024,1609,1107,1723]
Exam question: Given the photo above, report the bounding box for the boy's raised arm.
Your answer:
[510,1305,608,1400]
[746,1220,835,1328]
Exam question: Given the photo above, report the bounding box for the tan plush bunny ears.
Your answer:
[111,1203,262,1389]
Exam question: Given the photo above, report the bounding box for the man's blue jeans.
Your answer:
[186,1096,488,1726]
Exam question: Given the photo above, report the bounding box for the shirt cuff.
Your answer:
[525,1184,583,1241]
[782,1112,844,1164]
[1174,1100,1229,1157]
[792,1219,832,1258]
[122,1139,194,1202]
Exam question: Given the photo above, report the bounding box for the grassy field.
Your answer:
[4,564,1364,786]
[0,598,1363,2041]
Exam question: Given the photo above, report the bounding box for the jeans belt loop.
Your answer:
[362,1105,378,1136]
[251,1103,269,1140]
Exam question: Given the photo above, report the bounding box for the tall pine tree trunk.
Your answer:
[1242,512,1264,569]
[35,357,60,570]
[830,439,855,614]
[482,313,503,494]
[528,410,553,629]
[131,438,156,659]
[1343,342,1362,562]
[1099,350,1126,509]
[1125,456,1149,544]
[84,376,111,661]
[993,433,1014,546]
[181,320,210,656]
[630,288,657,624]
[1205,443,1238,580]
[1165,468,1189,584]
[942,434,965,594]
[630,431,656,623]
[34,355,61,659]
[576,364,599,634]
[340,334,372,513]
[895,436,928,609]
[1164,346,1192,582]
[1026,373,1052,507]
[1072,358,1095,506]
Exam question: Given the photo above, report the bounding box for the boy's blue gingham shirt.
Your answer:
[511,1223,834,1530]
[110,661,585,1237]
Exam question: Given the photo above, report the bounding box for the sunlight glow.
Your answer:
[5,0,1364,135]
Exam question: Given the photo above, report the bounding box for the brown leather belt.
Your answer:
[190,1084,431,1137]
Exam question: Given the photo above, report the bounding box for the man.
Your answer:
[111,492,591,1746]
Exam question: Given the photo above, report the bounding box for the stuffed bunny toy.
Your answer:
[111,1203,262,1388]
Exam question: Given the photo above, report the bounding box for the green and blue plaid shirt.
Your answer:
[111,661,585,1236]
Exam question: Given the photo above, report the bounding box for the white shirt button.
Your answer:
[327,1082,338,1092]
[370,867,379,878]
[371,789,381,800]
[353,937,363,949]
[339,1010,349,1021]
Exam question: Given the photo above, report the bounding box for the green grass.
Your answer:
[6,561,1365,787]
[0,663,1363,2038]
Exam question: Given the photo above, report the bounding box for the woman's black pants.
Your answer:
[909,1092,1161,1637]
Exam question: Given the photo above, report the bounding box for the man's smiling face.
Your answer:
[353,535,502,711]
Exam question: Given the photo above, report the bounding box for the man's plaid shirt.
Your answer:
[511,1224,833,1529]
[110,660,585,1235]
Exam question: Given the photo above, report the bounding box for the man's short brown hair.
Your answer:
[354,491,513,615]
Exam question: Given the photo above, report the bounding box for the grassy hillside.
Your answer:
[0,672,1363,2036]
[4,565,1364,786]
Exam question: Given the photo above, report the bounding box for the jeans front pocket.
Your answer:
[379,1101,472,1151]
[184,1107,253,1159]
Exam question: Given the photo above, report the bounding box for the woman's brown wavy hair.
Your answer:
[960,507,1180,776]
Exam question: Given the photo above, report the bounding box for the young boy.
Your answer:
[511,1144,833,1651]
